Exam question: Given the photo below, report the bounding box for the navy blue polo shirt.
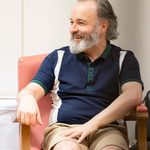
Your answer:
[32,43,143,124]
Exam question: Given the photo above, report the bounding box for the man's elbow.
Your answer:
[123,82,143,106]
[131,89,142,106]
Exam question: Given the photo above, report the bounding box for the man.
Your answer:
[17,0,143,150]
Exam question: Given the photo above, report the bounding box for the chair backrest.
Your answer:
[18,54,52,149]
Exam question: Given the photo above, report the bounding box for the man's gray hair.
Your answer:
[78,0,119,40]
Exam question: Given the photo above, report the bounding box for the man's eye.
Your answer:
[79,22,85,25]
[70,21,73,24]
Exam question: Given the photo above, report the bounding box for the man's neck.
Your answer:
[84,40,107,62]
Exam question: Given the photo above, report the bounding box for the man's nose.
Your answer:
[70,24,79,34]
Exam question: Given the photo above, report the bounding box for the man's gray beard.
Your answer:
[69,29,100,54]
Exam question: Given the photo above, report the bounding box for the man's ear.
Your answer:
[100,20,109,33]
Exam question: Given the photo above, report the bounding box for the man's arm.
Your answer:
[17,82,45,125]
[63,81,142,142]
[89,81,142,126]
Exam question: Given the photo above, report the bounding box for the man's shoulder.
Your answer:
[56,46,70,53]
[46,46,70,58]
[110,44,122,52]
[110,44,133,55]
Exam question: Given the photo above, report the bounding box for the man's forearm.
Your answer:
[88,83,142,129]
[17,82,45,104]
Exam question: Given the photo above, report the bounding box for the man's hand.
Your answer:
[62,121,98,143]
[16,94,43,126]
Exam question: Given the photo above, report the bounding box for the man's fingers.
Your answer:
[68,131,81,139]
[16,111,21,122]
[62,128,75,136]
[36,110,43,125]
[77,133,86,143]
[17,111,37,125]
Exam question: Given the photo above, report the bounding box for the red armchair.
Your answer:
[18,54,148,150]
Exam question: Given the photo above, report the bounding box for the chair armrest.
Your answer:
[136,103,148,113]
[126,103,148,150]
[125,103,148,120]
[18,54,48,150]
[21,124,30,150]
[136,104,148,150]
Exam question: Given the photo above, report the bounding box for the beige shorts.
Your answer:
[42,123,129,150]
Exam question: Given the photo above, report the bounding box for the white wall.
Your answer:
[0,0,22,96]
[23,0,76,55]
[137,0,150,96]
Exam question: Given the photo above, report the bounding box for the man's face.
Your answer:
[69,1,100,54]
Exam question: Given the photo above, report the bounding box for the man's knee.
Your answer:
[101,145,123,150]
[52,140,81,150]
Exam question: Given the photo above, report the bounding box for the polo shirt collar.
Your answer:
[76,42,111,61]
[101,42,111,60]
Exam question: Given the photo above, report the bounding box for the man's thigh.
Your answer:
[52,140,81,150]
[42,123,88,150]
[101,145,123,150]
[88,125,129,150]
[42,123,128,150]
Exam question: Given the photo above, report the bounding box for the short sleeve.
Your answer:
[119,51,144,89]
[31,51,58,95]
